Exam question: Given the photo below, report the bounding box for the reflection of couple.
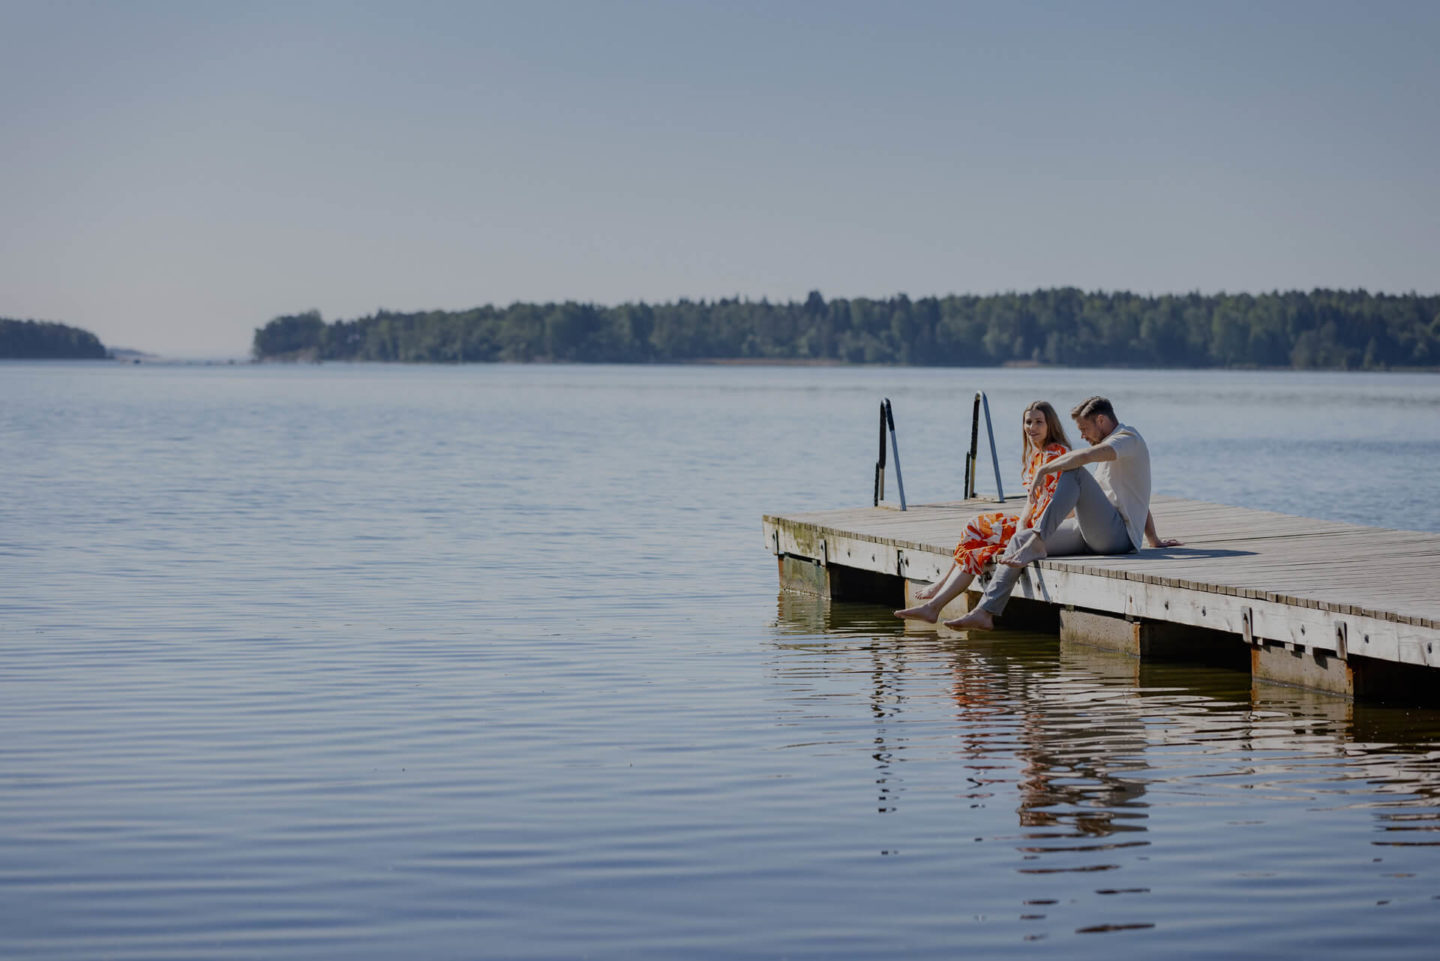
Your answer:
[896,396,1180,630]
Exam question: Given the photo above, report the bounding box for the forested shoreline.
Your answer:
[0,317,108,359]
[253,289,1440,370]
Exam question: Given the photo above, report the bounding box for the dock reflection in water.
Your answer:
[771,591,1440,946]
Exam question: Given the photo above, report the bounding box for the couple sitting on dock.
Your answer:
[896,396,1181,630]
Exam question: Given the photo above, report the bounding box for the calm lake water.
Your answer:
[3,361,1440,959]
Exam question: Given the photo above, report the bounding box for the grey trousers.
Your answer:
[975,467,1135,615]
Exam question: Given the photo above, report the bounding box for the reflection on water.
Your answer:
[772,591,1440,947]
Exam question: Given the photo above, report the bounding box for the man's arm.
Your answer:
[1028,444,1116,496]
[1144,511,1182,548]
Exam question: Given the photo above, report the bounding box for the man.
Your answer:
[944,396,1181,631]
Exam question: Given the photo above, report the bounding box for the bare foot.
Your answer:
[894,603,940,623]
[943,608,995,631]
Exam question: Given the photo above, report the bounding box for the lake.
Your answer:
[3,361,1440,959]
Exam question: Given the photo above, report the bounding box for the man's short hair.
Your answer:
[1071,396,1116,422]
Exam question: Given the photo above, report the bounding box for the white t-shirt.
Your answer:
[1093,424,1151,549]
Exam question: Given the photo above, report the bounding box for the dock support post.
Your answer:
[1059,607,1239,662]
[1251,641,1355,697]
[778,555,831,597]
[778,555,904,605]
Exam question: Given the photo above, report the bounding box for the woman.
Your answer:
[895,400,1072,623]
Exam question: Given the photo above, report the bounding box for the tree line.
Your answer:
[1,317,108,359]
[252,289,1440,370]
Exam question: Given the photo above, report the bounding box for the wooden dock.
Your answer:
[763,495,1440,699]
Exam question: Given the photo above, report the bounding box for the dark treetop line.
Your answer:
[253,289,1440,370]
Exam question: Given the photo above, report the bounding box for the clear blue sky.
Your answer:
[2,0,1436,356]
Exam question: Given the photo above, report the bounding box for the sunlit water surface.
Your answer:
[3,362,1440,959]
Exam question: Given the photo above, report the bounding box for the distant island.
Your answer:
[253,289,1439,370]
[1,317,108,359]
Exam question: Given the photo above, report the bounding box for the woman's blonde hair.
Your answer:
[1021,400,1072,460]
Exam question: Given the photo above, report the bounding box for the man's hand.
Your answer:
[1029,460,1058,499]
[1143,511,1180,548]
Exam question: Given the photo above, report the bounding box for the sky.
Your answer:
[2,0,1437,357]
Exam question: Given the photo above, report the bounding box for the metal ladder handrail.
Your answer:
[872,398,907,510]
[873,392,1001,510]
[962,391,1005,502]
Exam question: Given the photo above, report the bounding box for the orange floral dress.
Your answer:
[953,443,1067,575]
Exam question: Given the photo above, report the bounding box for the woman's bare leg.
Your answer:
[895,567,976,622]
[913,562,958,600]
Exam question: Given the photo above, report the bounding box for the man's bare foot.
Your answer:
[894,603,940,623]
[943,608,995,631]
